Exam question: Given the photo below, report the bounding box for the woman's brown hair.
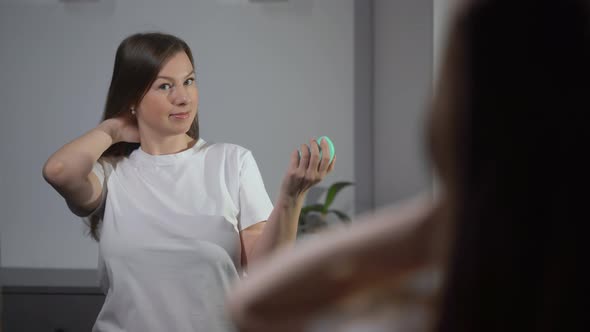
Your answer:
[87,32,199,240]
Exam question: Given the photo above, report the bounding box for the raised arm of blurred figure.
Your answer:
[227,193,447,332]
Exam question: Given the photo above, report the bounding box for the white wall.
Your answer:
[0,0,355,269]
[373,0,433,207]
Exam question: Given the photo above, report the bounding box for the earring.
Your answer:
[131,108,136,115]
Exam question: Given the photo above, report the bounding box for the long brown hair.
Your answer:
[87,32,199,240]
[433,1,587,331]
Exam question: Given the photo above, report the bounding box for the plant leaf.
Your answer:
[328,209,351,222]
[300,204,324,216]
[323,182,354,212]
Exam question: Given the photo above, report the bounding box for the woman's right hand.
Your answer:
[43,111,139,217]
[98,112,140,144]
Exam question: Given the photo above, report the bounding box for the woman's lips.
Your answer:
[170,112,190,119]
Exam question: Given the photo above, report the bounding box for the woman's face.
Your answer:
[135,51,198,140]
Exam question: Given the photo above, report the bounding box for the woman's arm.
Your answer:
[241,138,335,267]
[42,117,137,216]
[228,194,441,331]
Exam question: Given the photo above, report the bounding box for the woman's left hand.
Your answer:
[280,137,336,199]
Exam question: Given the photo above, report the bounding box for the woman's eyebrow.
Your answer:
[156,70,195,81]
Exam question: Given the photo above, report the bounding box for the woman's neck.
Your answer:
[139,134,196,156]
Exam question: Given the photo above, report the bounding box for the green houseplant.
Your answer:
[298,181,354,235]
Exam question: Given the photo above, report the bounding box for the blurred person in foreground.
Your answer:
[227,0,587,331]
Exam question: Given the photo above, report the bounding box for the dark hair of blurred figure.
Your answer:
[430,1,587,331]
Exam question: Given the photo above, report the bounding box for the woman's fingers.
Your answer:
[307,139,321,174]
[288,149,300,171]
[326,155,336,174]
[286,139,336,196]
[298,143,311,171]
[318,137,331,173]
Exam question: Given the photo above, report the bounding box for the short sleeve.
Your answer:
[91,160,106,186]
[82,159,112,222]
[238,151,273,231]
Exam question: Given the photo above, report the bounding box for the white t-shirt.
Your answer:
[87,138,274,332]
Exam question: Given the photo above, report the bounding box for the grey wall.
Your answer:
[353,0,374,214]
[373,0,433,207]
[0,0,356,269]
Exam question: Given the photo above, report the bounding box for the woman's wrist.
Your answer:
[277,190,306,210]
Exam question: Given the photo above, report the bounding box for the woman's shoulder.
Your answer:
[203,140,253,159]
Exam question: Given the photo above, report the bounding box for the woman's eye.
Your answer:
[185,78,195,86]
[159,83,172,91]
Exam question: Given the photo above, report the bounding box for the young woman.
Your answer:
[43,32,335,331]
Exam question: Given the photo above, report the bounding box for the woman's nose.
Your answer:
[170,87,191,106]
